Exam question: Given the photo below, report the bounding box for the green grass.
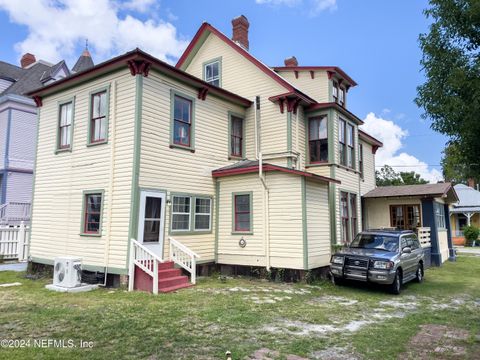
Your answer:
[0,257,479,359]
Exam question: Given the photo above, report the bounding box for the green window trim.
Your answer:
[339,189,359,244]
[55,96,75,154]
[87,85,111,147]
[202,57,222,87]
[80,189,105,237]
[228,111,246,159]
[305,110,330,167]
[169,89,196,152]
[169,192,213,235]
[338,116,356,171]
[231,191,253,235]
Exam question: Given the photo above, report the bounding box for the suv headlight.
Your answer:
[331,256,344,265]
[373,260,394,270]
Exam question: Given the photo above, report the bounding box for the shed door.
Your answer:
[137,191,166,258]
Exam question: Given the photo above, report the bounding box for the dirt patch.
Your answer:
[307,295,358,306]
[401,324,470,359]
[244,348,309,360]
[311,346,360,360]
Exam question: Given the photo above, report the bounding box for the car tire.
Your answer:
[415,263,424,283]
[389,270,402,295]
[332,276,344,286]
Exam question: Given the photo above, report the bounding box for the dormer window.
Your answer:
[339,87,346,106]
[204,59,221,87]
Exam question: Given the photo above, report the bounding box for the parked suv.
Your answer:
[330,230,425,294]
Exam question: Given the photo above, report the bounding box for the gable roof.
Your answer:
[175,22,315,103]
[212,160,340,184]
[2,62,53,96]
[358,129,383,148]
[364,183,458,203]
[40,60,70,84]
[0,61,25,81]
[27,48,252,108]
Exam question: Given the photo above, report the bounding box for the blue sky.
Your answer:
[0,0,445,181]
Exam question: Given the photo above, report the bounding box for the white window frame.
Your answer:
[194,197,212,231]
[171,195,191,232]
[204,60,220,86]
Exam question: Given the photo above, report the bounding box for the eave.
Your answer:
[212,163,341,184]
[269,91,316,114]
[27,48,252,108]
[306,102,364,125]
[358,129,383,154]
[273,66,358,87]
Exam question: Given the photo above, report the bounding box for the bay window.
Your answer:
[308,115,328,163]
[339,119,346,166]
[339,119,355,169]
[347,123,354,168]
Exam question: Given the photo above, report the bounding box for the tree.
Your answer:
[416,0,480,180]
[376,165,429,186]
[441,141,473,183]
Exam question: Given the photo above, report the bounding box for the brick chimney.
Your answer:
[467,178,475,188]
[284,56,298,67]
[20,53,36,68]
[232,15,249,50]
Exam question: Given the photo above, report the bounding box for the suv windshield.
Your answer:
[350,234,399,252]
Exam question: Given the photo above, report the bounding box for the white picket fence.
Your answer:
[0,222,30,261]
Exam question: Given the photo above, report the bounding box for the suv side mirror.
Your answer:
[402,247,412,254]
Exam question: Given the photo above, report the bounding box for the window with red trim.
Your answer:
[90,91,107,143]
[332,81,339,102]
[84,193,102,234]
[341,191,349,244]
[230,115,243,157]
[58,101,73,149]
[308,115,328,163]
[173,95,192,147]
[234,194,251,232]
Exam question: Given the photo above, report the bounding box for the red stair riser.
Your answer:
[159,283,193,293]
[158,268,182,278]
[158,261,175,270]
[158,276,189,289]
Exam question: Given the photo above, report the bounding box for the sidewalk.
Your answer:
[455,246,480,255]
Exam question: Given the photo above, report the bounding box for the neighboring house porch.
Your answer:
[449,184,480,245]
[363,183,458,266]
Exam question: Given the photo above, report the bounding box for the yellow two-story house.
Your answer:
[27,16,382,291]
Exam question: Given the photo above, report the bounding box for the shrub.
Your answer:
[463,225,479,247]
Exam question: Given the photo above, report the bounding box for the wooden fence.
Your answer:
[0,222,30,261]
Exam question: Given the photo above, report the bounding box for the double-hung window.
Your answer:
[339,119,346,166]
[58,101,73,150]
[339,87,345,106]
[359,143,364,178]
[173,95,193,148]
[171,195,212,233]
[230,115,244,158]
[332,81,339,102]
[390,205,421,230]
[90,91,107,144]
[347,123,354,168]
[434,202,446,229]
[83,192,103,235]
[194,197,212,231]
[308,115,328,163]
[341,192,358,244]
[204,60,220,87]
[171,196,191,231]
[233,193,252,233]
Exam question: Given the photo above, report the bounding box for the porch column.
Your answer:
[463,212,473,226]
[444,203,455,262]
[421,199,441,266]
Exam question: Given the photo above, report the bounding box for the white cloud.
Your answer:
[0,0,188,66]
[122,0,156,13]
[255,0,337,14]
[361,112,443,183]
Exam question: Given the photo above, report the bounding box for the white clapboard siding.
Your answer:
[30,69,136,271]
[276,70,330,103]
[184,32,289,161]
[306,179,331,268]
[360,140,376,195]
[139,71,245,262]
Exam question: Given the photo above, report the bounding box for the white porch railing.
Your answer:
[128,239,164,294]
[169,237,200,285]
[0,202,31,225]
[417,227,431,248]
[0,221,30,261]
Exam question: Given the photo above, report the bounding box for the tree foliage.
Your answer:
[376,165,429,186]
[441,141,475,183]
[416,0,480,179]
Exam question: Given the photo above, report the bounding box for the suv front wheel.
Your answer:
[415,263,424,283]
[389,269,402,295]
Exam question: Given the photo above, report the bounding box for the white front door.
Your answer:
[137,191,166,258]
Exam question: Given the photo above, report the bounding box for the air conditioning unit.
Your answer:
[53,257,82,288]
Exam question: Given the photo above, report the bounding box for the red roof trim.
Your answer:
[268,91,316,104]
[27,48,252,107]
[273,66,357,87]
[212,164,341,184]
[307,102,364,125]
[176,23,315,100]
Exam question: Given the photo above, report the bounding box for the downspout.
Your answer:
[254,96,260,159]
[259,152,270,270]
[101,80,117,286]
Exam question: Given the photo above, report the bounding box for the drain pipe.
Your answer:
[101,80,117,287]
[259,152,271,270]
[254,96,260,160]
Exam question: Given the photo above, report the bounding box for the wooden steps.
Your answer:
[133,260,192,294]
